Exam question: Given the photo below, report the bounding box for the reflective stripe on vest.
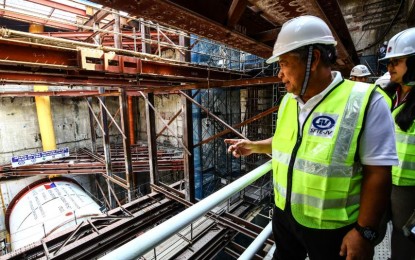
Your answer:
[374,85,392,110]
[272,80,374,229]
[272,149,360,177]
[392,105,415,186]
[395,132,415,144]
[273,181,360,209]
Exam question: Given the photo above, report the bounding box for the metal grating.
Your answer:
[374,221,392,260]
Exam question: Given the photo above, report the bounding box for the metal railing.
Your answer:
[99,160,272,260]
[239,222,273,260]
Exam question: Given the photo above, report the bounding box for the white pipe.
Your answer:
[99,160,272,260]
[238,222,273,260]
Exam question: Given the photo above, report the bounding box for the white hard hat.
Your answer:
[379,28,415,61]
[350,65,371,77]
[374,72,390,88]
[266,15,337,64]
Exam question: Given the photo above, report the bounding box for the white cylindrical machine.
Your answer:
[5,177,102,250]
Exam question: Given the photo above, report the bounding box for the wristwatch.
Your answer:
[354,223,378,242]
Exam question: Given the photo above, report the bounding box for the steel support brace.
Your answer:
[99,161,272,260]
[152,184,272,244]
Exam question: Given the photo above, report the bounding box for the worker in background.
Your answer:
[378,41,388,74]
[379,41,388,59]
[225,15,397,259]
[349,64,371,82]
[374,71,391,89]
[378,27,415,260]
[374,72,393,110]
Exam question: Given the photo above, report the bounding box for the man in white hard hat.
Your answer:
[350,64,371,82]
[225,15,397,259]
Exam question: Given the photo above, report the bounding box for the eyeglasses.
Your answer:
[387,59,402,67]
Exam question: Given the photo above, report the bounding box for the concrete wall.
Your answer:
[0,86,122,165]
[339,0,408,56]
[137,94,184,147]
[0,87,185,164]
[0,97,40,163]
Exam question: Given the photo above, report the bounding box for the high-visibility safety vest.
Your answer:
[272,80,376,229]
[376,86,392,110]
[392,104,415,186]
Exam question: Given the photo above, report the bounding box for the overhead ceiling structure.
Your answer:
[89,0,359,71]
[0,2,361,257]
[0,0,360,91]
[0,0,286,93]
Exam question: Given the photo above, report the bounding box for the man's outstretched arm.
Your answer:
[224,137,272,158]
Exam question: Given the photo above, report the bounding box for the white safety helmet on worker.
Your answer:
[379,28,415,86]
[374,72,390,89]
[350,65,371,77]
[266,15,337,64]
[379,27,415,61]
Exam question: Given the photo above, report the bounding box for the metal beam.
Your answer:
[140,91,191,155]
[88,0,273,58]
[315,0,359,65]
[152,184,274,244]
[227,0,247,28]
[119,88,134,201]
[182,90,195,202]
[195,105,278,146]
[179,90,247,140]
[0,39,78,68]
[96,97,127,139]
[252,28,279,43]
[0,71,169,88]
[0,33,246,86]
[158,76,281,92]
[0,90,116,97]
[83,7,112,29]
[156,108,183,138]
[98,87,114,207]
[98,161,272,259]
[25,0,87,16]
[0,8,79,30]
[144,92,159,186]
[239,222,272,260]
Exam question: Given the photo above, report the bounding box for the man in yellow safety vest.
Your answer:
[225,15,398,259]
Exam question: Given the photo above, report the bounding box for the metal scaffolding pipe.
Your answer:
[99,160,272,260]
[238,221,272,260]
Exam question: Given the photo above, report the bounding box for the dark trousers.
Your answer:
[390,185,415,260]
[272,206,353,260]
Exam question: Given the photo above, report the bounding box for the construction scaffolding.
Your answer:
[0,3,282,258]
